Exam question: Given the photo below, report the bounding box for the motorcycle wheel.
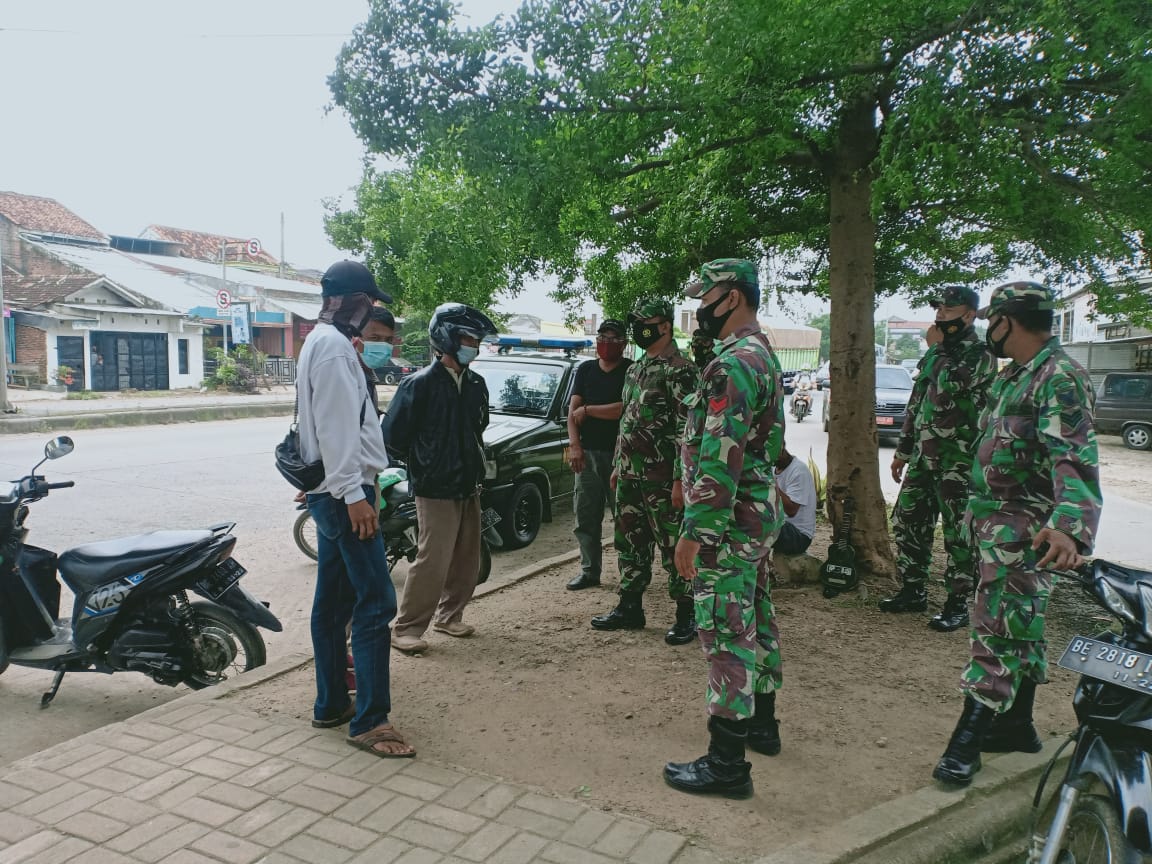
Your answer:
[1049,794,1136,864]
[182,602,267,690]
[293,511,319,562]
[478,541,491,586]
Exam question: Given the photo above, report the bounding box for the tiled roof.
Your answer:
[142,224,280,267]
[1,272,98,309]
[0,191,107,242]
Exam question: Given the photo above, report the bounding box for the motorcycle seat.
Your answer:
[59,530,214,591]
[1097,559,1152,584]
[384,481,411,505]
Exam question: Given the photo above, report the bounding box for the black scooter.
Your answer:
[1029,558,1152,863]
[0,437,281,707]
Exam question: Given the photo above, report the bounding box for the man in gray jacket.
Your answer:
[296,260,414,759]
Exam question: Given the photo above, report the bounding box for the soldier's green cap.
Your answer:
[629,298,674,321]
[929,285,980,310]
[684,258,758,299]
[978,281,1058,319]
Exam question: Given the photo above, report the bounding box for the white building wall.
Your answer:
[42,313,204,390]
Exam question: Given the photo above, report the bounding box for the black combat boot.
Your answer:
[591,591,646,631]
[566,572,601,591]
[664,716,753,799]
[932,696,998,787]
[748,692,781,756]
[878,584,928,613]
[928,593,970,632]
[982,678,1042,753]
[664,600,697,645]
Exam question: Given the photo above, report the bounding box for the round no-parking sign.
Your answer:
[216,289,232,312]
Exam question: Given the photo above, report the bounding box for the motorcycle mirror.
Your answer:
[45,436,75,460]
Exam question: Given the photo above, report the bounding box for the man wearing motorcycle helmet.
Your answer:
[381,302,497,654]
[296,261,414,757]
[933,280,1101,788]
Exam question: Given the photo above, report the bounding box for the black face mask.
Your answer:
[632,321,664,350]
[695,290,737,339]
[936,315,969,344]
[986,316,1012,358]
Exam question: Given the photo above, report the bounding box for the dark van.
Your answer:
[1096,372,1152,450]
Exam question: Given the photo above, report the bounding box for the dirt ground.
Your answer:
[231,515,1107,862]
[1097,434,1152,501]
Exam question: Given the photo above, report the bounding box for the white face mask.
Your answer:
[456,346,479,366]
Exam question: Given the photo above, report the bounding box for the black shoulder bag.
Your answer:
[275,393,366,492]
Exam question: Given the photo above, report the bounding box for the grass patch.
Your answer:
[65,391,104,400]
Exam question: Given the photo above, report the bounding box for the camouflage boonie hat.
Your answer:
[629,298,674,322]
[684,258,758,299]
[929,285,980,310]
[978,281,1058,319]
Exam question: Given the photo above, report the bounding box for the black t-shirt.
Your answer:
[572,358,631,451]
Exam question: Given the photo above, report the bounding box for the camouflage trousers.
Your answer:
[961,541,1055,712]
[695,550,782,721]
[891,459,975,597]
[615,477,690,601]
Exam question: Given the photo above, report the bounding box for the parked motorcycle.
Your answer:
[0,437,281,707]
[292,466,502,585]
[1028,558,1152,863]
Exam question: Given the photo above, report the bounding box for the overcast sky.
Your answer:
[0,0,936,324]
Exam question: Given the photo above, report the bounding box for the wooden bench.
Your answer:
[7,364,42,388]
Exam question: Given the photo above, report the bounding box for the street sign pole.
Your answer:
[0,241,14,412]
[219,242,230,355]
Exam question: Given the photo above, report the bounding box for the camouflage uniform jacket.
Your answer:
[613,342,698,483]
[896,328,997,469]
[968,337,1102,552]
[681,323,785,554]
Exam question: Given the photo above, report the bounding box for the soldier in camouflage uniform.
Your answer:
[591,298,700,645]
[664,259,785,800]
[933,281,1102,788]
[880,286,998,631]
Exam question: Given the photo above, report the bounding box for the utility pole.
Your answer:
[279,212,285,279]
[0,240,14,412]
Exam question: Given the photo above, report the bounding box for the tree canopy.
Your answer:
[327,0,1152,574]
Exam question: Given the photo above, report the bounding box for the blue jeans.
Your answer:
[307,485,397,736]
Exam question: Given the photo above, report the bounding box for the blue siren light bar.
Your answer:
[494,336,593,349]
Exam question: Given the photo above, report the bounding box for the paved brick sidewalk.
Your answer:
[0,700,725,864]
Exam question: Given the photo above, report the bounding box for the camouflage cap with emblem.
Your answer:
[628,298,674,322]
[977,281,1058,320]
[929,285,980,310]
[684,258,759,300]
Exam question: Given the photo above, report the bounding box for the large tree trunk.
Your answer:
[825,103,897,582]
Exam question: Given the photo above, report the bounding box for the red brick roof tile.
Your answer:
[143,224,279,266]
[0,192,107,242]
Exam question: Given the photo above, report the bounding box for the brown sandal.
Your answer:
[312,703,356,729]
[347,724,416,759]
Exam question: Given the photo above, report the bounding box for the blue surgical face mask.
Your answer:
[361,342,394,368]
[456,346,479,366]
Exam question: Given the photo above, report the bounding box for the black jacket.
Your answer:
[380,360,489,499]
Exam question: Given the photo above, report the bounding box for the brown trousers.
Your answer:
[393,495,482,638]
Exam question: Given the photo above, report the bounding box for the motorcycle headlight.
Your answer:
[1097,578,1139,627]
[484,455,498,481]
